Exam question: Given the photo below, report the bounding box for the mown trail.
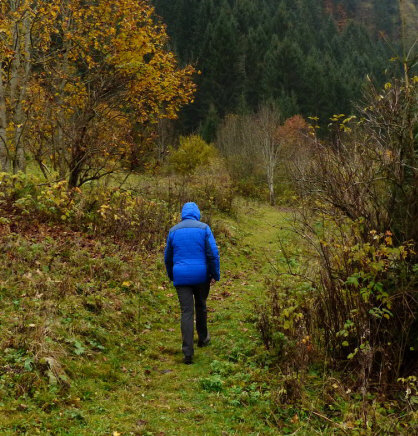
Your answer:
[110,204,289,436]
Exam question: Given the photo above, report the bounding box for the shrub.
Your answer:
[258,74,417,394]
[0,172,176,249]
[257,278,315,373]
[292,77,417,244]
[298,214,417,389]
[168,135,216,177]
[287,75,418,388]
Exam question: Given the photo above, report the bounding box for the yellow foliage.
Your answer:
[169,135,216,177]
[1,0,196,184]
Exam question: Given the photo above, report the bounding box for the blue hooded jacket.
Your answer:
[164,202,220,286]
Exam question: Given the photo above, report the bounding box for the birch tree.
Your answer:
[216,106,283,204]
[251,105,282,205]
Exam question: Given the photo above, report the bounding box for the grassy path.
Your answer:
[100,204,288,436]
[0,203,291,436]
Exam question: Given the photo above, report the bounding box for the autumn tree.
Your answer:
[40,0,195,187]
[155,119,176,165]
[0,1,59,172]
[277,115,310,169]
[1,0,195,186]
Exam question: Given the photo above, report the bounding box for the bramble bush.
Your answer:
[291,75,418,391]
[285,214,416,388]
[256,213,418,432]
[257,278,315,373]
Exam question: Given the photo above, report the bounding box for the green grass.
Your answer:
[1,198,415,435]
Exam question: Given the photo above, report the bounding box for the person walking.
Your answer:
[164,202,220,364]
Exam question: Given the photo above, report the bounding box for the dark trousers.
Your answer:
[175,282,210,357]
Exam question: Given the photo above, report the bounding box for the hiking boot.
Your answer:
[198,335,211,348]
[184,355,193,365]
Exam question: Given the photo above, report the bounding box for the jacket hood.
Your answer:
[181,202,201,221]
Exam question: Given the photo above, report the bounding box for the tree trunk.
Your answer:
[0,67,9,171]
[68,156,82,188]
[268,180,275,206]
[57,124,67,178]
[267,162,275,206]
[9,10,21,173]
[6,4,33,173]
[56,17,72,179]
[13,13,31,173]
[68,167,80,188]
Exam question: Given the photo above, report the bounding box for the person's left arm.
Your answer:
[164,232,174,281]
[205,226,220,282]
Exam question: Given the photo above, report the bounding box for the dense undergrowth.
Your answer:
[255,75,418,433]
[0,166,235,244]
[257,231,418,434]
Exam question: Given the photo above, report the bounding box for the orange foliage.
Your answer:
[277,115,310,147]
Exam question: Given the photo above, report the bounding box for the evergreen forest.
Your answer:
[153,0,413,139]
